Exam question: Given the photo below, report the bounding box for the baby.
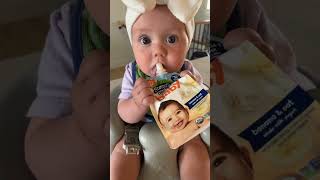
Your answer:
[158,100,190,133]
[110,1,210,180]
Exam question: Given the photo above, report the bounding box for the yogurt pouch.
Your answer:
[149,64,210,149]
[212,41,320,180]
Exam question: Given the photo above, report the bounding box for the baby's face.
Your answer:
[131,6,189,77]
[84,0,109,34]
[211,139,254,180]
[212,0,237,33]
[159,103,189,133]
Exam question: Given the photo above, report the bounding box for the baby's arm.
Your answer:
[25,50,108,179]
[118,78,154,123]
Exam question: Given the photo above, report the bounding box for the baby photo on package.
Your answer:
[150,71,210,149]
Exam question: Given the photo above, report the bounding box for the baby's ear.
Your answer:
[158,122,166,131]
[156,117,165,128]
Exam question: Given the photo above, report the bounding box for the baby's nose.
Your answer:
[152,43,167,58]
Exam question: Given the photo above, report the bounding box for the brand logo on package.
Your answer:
[155,81,181,101]
[171,74,181,82]
[239,86,314,152]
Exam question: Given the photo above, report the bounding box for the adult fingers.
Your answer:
[223,28,276,62]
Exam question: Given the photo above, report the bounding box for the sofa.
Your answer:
[0,53,40,180]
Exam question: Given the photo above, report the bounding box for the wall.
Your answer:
[110,0,135,69]
[0,0,67,24]
[195,0,210,21]
[260,0,320,73]
[0,0,68,61]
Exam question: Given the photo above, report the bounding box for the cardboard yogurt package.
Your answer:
[149,64,210,149]
[212,41,320,180]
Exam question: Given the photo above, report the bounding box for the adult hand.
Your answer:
[211,28,276,86]
[223,28,276,62]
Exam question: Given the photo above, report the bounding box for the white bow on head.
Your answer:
[122,0,203,45]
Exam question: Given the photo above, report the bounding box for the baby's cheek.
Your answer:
[166,121,173,129]
[167,60,185,72]
[160,119,170,129]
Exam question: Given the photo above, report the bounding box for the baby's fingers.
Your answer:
[132,78,151,96]
[142,95,155,106]
[134,87,154,106]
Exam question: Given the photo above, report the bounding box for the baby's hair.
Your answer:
[158,100,188,124]
[211,124,242,154]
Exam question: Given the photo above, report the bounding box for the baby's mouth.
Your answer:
[150,67,157,77]
[174,120,183,129]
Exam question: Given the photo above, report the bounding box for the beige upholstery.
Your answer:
[110,57,210,179]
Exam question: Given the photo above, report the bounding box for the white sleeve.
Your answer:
[118,63,134,100]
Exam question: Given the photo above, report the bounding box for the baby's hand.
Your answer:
[223,28,276,62]
[132,78,155,109]
[71,50,108,149]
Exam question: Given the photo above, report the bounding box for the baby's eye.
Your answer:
[139,35,151,45]
[167,118,172,122]
[166,35,177,44]
[176,110,181,115]
[213,156,226,168]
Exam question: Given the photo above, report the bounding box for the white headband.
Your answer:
[122,0,203,46]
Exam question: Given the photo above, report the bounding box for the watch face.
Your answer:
[125,145,141,155]
[124,129,140,145]
[123,125,141,155]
